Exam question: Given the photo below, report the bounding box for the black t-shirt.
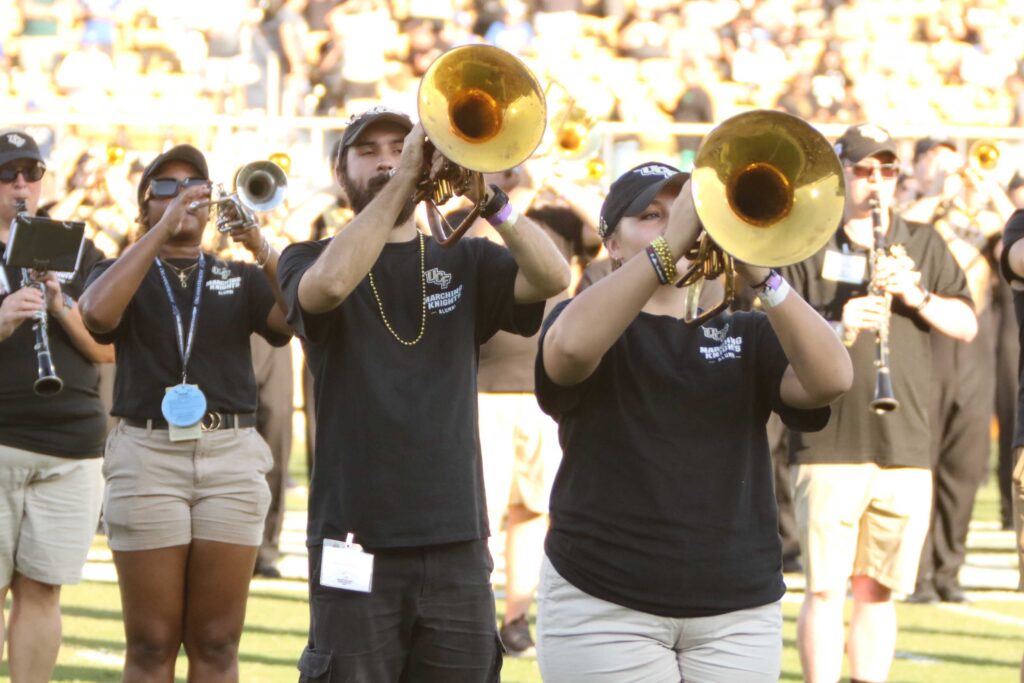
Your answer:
[278,234,545,550]
[0,239,107,458]
[535,304,829,617]
[783,214,971,468]
[999,209,1024,449]
[85,254,288,418]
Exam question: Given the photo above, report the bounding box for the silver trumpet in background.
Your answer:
[12,200,63,396]
[188,160,288,232]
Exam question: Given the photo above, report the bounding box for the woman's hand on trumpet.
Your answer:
[155,182,211,241]
[663,178,703,267]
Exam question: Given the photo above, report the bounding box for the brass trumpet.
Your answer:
[416,44,546,246]
[968,139,1000,174]
[188,160,288,232]
[680,110,846,325]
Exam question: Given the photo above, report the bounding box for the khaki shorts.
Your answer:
[793,463,932,595]
[102,421,273,552]
[1013,447,1024,591]
[0,444,103,586]
[479,393,561,532]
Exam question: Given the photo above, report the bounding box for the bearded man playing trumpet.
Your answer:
[278,97,569,678]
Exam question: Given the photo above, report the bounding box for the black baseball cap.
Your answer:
[913,136,957,163]
[834,124,899,164]
[599,162,689,239]
[138,144,210,204]
[0,129,44,168]
[338,106,414,163]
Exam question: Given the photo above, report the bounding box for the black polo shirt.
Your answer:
[784,214,971,468]
[0,238,107,458]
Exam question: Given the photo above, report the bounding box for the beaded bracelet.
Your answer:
[650,236,677,283]
[645,244,671,284]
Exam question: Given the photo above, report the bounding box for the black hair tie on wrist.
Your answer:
[480,185,509,220]
[751,269,776,291]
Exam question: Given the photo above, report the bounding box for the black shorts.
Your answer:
[298,539,503,682]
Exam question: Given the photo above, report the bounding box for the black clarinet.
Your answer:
[13,200,63,396]
[868,194,897,413]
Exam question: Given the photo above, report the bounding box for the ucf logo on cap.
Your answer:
[5,133,26,148]
[635,164,675,178]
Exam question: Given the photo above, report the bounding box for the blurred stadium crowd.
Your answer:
[3,0,1024,256]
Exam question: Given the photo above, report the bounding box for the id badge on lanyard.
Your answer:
[320,534,374,593]
[155,254,208,441]
[821,249,867,285]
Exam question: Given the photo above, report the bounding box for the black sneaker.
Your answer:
[904,582,939,604]
[936,582,970,604]
[499,615,536,658]
[254,562,282,579]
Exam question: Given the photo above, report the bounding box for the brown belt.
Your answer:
[123,412,257,431]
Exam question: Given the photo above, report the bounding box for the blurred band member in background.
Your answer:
[785,124,976,683]
[0,129,112,683]
[902,137,1016,604]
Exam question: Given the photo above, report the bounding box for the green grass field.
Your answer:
[4,449,1023,682]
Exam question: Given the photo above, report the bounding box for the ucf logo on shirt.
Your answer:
[207,261,241,297]
[423,267,462,315]
[699,323,743,363]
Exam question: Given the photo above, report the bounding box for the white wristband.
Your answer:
[757,273,791,309]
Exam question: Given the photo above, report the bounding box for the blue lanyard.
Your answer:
[154,253,206,384]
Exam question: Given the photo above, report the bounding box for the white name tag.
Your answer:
[167,422,201,442]
[320,534,374,593]
[821,250,867,285]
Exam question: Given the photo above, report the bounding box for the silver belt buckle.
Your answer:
[200,412,223,432]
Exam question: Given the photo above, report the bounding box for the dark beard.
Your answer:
[342,172,416,227]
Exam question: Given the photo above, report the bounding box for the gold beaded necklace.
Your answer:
[368,233,427,346]
[160,258,200,288]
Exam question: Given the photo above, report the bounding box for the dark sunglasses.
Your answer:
[147,177,208,199]
[0,162,46,184]
[848,163,900,180]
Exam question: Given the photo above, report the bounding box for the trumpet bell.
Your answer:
[268,151,292,175]
[968,139,999,173]
[418,44,546,173]
[691,110,845,267]
[234,160,288,213]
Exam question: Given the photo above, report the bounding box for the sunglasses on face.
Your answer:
[848,163,900,180]
[0,162,46,184]
[147,177,208,199]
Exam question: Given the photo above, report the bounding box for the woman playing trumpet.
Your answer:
[534,162,853,682]
[79,145,291,682]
